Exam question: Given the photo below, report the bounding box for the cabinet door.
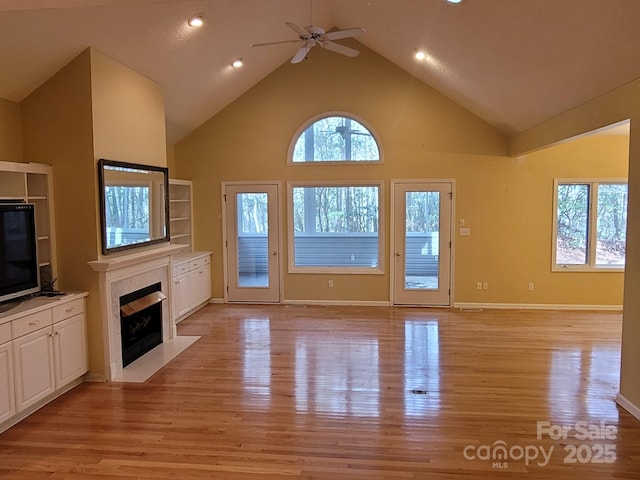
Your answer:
[0,342,15,423]
[53,313,87,388]
[188,264,211,310]
[13,328,55,412]
[173,273,190,321]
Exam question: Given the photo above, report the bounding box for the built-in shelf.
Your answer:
[169,179,193,251]
[0,161,56,288]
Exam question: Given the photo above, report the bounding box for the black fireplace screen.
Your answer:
[119,282,165,367]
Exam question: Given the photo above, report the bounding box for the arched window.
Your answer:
[289,113,382,164]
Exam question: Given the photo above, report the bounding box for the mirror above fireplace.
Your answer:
[98,158,170,255]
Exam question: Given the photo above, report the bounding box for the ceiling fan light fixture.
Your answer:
[188,14,204,27]
[231,59,243,68]
[445,0,463,4]
[415,50,427,61]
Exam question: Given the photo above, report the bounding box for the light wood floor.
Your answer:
[1,304,639,479]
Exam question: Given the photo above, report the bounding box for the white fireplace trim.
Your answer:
[90,244,186,380]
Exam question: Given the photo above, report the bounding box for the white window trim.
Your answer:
[552,178,627,272]
[287,180,385,274]
[286,111,384,166]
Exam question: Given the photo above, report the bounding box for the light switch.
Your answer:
[459,227,471,236]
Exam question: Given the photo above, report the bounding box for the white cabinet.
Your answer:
[53,313,87,388]
[0,339,15,424]
[0,293,88,432]
[13,325,55,411]
[171,252,211,323]
[172,272,190,321]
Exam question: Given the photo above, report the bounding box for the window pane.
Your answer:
[236,193,269,287]
[292,186,379,267]
[292,116,380,162]
[404,191,440,290]
[556,184,589,265]
[596,184,627,266]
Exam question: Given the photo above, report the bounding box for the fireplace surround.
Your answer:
[89,244,193,381]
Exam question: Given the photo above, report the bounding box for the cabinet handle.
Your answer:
[65,308,75,313]
[28,322,37,326]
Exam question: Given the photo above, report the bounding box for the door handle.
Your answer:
[272,251,277,256]
[395,252,401,256]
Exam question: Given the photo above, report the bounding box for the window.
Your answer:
[553,180,627,270]
[288,182,383,273]
[290,113,381,163]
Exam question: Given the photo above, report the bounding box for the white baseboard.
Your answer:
[616,393,640,422]
[283,299,391,307]
[209,297,225,304]
[454,302,623,311]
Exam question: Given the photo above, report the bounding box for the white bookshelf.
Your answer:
[169,179,193,251]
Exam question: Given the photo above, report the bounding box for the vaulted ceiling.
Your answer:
[1,0,638,144]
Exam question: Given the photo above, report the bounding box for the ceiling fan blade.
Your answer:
[323,27,365,41]
[320,41,360,58]
[291,44,312,63]
[285,22,311,38]
[251,39,303,47]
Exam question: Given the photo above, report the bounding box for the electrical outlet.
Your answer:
[328,280,334,288]
[477,281,482,290]
[528,282,534,291]
[483,282,489,290]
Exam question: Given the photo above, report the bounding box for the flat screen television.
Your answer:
[0,203,40,305]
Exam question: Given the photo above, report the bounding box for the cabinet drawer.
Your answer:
[0,322,10,344]
[189,256,210,270]
[11,310,52,338]
[173,262,189,277]
[52,298,85,324]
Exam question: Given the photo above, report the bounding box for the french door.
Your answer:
[392,181,453,306]
[223,183,281,303]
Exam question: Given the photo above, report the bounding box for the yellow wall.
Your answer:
[20,47,167,378]
[511,78,640,418]
[20,49,102,371]
[91,49,167,169]
[0,98,22,162]
[174,43,627,307]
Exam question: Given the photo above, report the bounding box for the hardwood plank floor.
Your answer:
[1,304,639,479]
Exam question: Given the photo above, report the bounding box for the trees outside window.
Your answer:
[291,114,380,163]
[554,180,627,269]
[289,183,382,271]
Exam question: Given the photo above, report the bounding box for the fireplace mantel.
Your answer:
[89,244,186,273]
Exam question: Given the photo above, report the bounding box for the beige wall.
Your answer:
[0,98,22,162]
[20,48,102,371]
[20,47,168,378]
[91,48,167,168]
[174,43,627,307]
[511,78,640,419]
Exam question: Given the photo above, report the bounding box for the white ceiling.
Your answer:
[1,0,638,144]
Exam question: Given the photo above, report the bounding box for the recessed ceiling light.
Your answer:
[446,0,463,4]
[188,14,204,27]
[415,50,427,61]
[231,59,243,68]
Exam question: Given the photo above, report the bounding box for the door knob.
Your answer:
[395,252,401,256]
[272,251,277,256]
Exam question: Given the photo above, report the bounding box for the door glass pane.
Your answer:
[404,191,439,290]
[556,184,589,265]
[596,184,627,266]
[237,193,269,287]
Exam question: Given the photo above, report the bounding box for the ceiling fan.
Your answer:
[251,22,365,64]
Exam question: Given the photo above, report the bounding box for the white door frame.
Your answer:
[390,179,456,306]
[222,181,283,303]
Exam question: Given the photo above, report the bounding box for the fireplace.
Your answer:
[119,282,165,367]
